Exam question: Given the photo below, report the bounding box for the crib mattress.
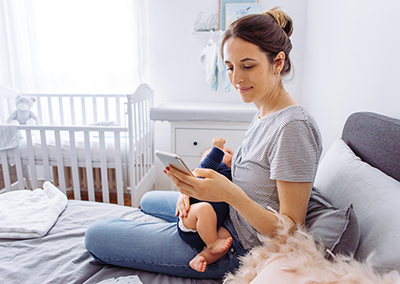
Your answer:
[0,200,220,284]
[7,130,132,166]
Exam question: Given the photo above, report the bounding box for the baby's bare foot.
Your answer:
[208,237,232,254]
[190,255,207,272]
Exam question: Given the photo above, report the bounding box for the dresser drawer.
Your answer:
[175,128,247,157]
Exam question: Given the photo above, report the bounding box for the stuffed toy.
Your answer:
[7,96,39,125]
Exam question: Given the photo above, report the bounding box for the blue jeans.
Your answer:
[85,191,247,279]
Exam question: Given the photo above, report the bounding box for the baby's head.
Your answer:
[201,146,234,168]
[221,146,234,168]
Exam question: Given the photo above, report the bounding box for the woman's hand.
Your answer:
[175,192,190,218]
[164,166,235,203]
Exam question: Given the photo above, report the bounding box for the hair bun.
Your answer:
[264,7,293,38]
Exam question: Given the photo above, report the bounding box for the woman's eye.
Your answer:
[226,66,233,72]
[244,65,254,69]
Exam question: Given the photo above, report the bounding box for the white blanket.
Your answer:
[0,181,67,239]
[0,125,19,150]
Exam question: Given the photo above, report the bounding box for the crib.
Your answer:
[0,84,155,207]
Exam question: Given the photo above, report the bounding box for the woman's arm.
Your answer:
[165,167,310,237]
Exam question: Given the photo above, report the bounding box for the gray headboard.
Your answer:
[342,112,400,182]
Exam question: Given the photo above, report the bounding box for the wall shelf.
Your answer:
[191,30,224,38]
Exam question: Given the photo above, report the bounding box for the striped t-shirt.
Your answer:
[230,105,322,250]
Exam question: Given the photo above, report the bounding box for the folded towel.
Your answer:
[0,125,19,150]
[0,181,68,239]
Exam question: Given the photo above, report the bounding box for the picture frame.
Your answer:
[225,3,262,30]
[219,0,259,31]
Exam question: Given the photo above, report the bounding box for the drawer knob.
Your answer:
[193,141,198,146]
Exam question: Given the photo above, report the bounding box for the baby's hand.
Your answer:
[212,137,226,149]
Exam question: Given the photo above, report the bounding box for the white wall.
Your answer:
[146,0,308,189]
[302,0,400,155]
[147,0,308,106]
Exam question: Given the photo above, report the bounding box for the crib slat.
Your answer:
[13,147,25,190]
[36,96,43,125]
[104,97,109,122]
[40,130,51,181]
[26,129,38,189]
[58,97,64,125]
[70,97,76,125]
[93,97,98,123]
[0,151,11,192]
[84,131,95,201]
[143,100,149,173]
[127,96,136,206]
[147,99,153,168]
[81,97,87,125]
[116,97,121,126]
[139,101,145,179]
[47,97,54,125]
[114,131,124,205]
[55,130,66,194]
[132,100,138,188]
[69,131,81,200]
[98,131,109,203]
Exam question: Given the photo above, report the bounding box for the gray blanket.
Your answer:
[0,200,221,284]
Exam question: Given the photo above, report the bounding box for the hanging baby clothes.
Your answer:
[200,37,219,91]
[217,41,230,92]
[200,35,230,92]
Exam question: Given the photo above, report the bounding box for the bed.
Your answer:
[0,84,155,207]
[0,111,398,284]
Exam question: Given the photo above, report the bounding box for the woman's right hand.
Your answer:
[175,192,190,218]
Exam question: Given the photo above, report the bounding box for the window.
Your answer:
[0,0,146,94]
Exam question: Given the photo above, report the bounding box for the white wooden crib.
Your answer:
[0,84,155,207]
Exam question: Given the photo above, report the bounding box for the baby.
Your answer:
[177,137,234,272]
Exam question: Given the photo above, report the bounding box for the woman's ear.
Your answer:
[274,51,285,75]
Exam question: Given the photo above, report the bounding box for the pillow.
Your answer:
[306,188,360,257]
[314,138,400,273]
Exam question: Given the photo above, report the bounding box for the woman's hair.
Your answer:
[221,7,293,76]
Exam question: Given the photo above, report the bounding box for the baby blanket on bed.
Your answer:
[0,181,67,239]
[0,125,19,150]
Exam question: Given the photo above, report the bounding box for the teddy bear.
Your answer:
[7,96,39,125]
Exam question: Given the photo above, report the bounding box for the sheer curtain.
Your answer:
[0,0,147,94]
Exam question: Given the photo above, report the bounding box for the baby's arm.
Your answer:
[212,137,225,150]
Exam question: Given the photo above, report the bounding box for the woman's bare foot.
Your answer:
[190,255,207,272]
[208,237,232,254]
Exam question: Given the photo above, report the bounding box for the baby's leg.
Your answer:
[181,202,231,254]
[190,226,232,272]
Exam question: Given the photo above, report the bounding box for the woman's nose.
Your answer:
[231,69,243,85]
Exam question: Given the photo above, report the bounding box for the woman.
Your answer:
[85,8,322,280]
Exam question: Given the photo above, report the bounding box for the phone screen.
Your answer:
[155,150,195,177]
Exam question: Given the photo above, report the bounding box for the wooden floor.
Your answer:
[66,190,132,207]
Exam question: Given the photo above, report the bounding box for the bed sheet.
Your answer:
[0,200,220,284]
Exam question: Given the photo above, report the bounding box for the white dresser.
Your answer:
[150,102,257,171]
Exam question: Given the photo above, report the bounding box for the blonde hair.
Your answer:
[264,7,293,38]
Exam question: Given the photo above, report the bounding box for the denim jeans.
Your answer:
[85,191,247,279]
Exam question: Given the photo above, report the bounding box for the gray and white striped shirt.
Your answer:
[230,105,322,250]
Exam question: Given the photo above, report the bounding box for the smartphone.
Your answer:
[155,150,195,177]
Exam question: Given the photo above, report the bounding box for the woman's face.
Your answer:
[223,37,280,105]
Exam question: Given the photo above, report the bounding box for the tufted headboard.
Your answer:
[342,112,400,183]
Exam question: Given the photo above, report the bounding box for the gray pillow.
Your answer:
[314,138,400,273]
[306,189,360,257]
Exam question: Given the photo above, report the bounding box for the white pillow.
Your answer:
[314,138,400,273]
